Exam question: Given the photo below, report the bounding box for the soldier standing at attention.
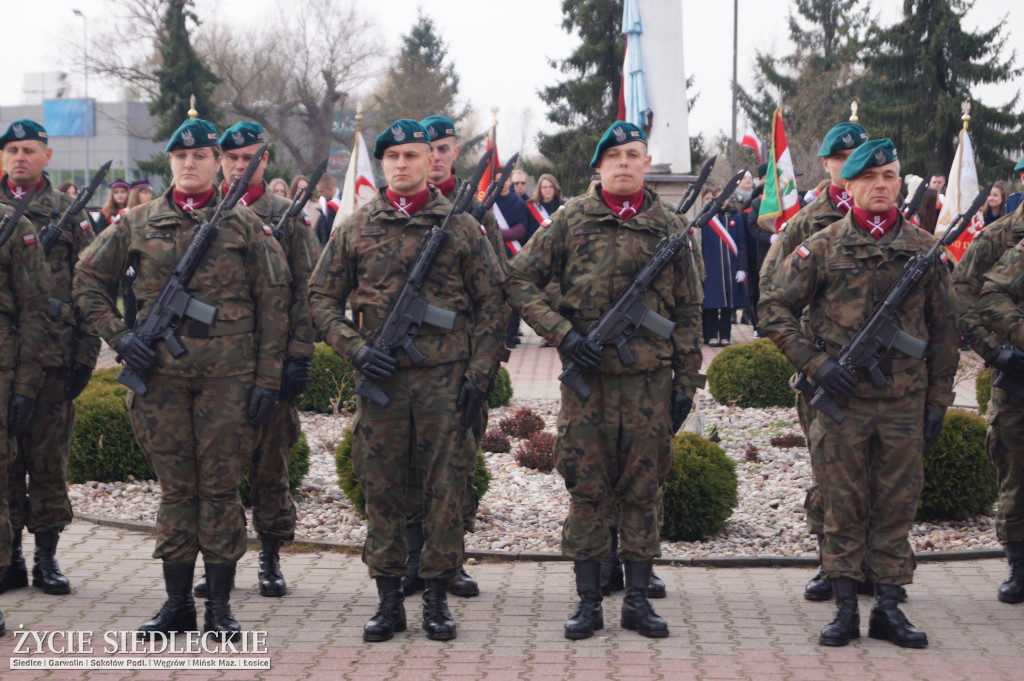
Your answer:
[758,121,869,602]
[504,121,704,641]
[73,113,291,641]
[309,119,504,643]
[189,121,320,600]
[0,119,100,597]
[759,139,958,648]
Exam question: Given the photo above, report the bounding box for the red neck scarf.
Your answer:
[385,187,430,217]
[852,205,899,240]
[828,184,854,215]
[221,182,265,207]
[173,187,216,212]
[601,188,645,220]
[6,178,43,201]
[429,172,457,198]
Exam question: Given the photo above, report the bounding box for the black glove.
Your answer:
[558,329,603,371]
[7,394,34,437]
[813,357,856,399]
[352,344,398,381]
[278,355,312,403]
[66,362,93,400]
[248,386,278,427]
[991,346,1024,380]
[670,391,693,434]
[455,378,486,428]
[115,332,157,374]
[923,410,943,452]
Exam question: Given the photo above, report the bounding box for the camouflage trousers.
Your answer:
[985,386,1024,544]
[810,392,925,585]
[556,369,673,562]
[11,366,73,534]
[0,370,12,566]
[352,362,473,580]
[791,378,824,537]
[128,373,256,565]
[250,401,299,540]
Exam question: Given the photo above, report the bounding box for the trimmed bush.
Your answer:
[976,368,992,415]
[481,428,511,453]
[515,431,556,472]
[498,407,545,440]
[917,409,997,521]
[662,433,738,541]
[70,368,153,484]
[474,450,492,501]
[239,432,311,507]
[488,366,513,408]
[299,343,356,413]
[706,339,796,408]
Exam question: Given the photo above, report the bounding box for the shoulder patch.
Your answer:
[779,222,789,233]
[80,219,91,230]
[797,245,811,259]
[22,233,36,246]
[263,225,273,235]
[939,251,948,264]
[303,215,311,226]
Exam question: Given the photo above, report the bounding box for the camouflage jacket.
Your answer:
[759,180,842,283]
[953,202,1024,361]
[504,182,705,396]
[978,231,1024,347]
[73,186,291,389]
[454,175,506,273]
[759,211,958,412]
[308,187,505,390]
[246,184,321,360]
[0,173,101,369]
[0,210,52,398]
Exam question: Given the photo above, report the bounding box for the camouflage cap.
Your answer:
[1015,156,1024,173]
[219,121,265,151]
[164,118,220,152]
[420,115,456,142]
[841,138,898,180]
[818,121,868,157]
[590,121,647,168]
[373,119,430,159]
[109,178,130,190]
[0,119,48,148]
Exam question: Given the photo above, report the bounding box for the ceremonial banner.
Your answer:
[937,128,983,263]
[336,132,376,226]
[757,108,800,234]
[476,124,499,202]
[741,124,763,163]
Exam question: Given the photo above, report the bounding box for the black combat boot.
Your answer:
[998,541,1024,603]
[600,528,623,595]
[565,561,603,640]
[648,568,667,599]
[402,524,425,596]
[193,573,208,598]
[804,539,832,601]
[818,577,859,646]
[363,577,407,642]
[138,563,198,639]
[867,583,927,648]
[448,567,479,598]
[32,531,70,594]
[203,563,241,643]
[257,536,287,597]
[0,531,28,593]
[620,560,668,638]
[857,577,908,601]
[422,578,456,641]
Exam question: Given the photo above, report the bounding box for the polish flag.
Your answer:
[741,125,762,163]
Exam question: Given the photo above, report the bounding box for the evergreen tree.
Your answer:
[860,0,1024,182]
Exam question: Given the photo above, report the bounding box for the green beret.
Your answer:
[590,121,647,168]
[164,118,220,152]
[420,116,456,142]
[373,119,430,159]
[841,138,899,180]
[219,121,265,150]
[818,122,868,157]
[1015,157,1024,173]
[0,119,48,148]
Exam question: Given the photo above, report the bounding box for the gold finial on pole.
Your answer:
[187,94,198,119]
[849,100,859,123]
[961,99,971,131]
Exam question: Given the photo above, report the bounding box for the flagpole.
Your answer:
[730,0,739,174]
[353,103,362,213]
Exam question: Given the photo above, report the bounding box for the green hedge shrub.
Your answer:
[661,433,738,541]
[706,339,796,408]
[488,367,513,408]
[976,368,992,415]
[917,409,997,521]
[299,344,356,413]
[239,432,311,506]
[70,368,153,483]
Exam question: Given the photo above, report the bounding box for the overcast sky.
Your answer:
[0,0,1018,163]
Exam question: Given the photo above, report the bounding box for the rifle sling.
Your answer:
[180,317,254,338]
[359,310,468,334]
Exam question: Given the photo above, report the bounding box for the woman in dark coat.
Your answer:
[700,188,747,346]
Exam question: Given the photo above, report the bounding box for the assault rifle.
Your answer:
[355,181,475,407]
[0,186,37,251]
[901,174,931,222]
[675,155,717,215]
[470,152,520,222]
[39,160,112,255]
[116,145,267,396]
[559,169,747,400]
[796,184,991,423]
[271,157,327,242]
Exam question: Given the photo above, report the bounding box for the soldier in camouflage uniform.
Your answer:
[758,121,869,602]
[309,119,504,643]
[505,121,704,641]
[0,202,53,636]
[759,139,958,648]
[966,200,1024,602]
[0,119,100,597]
[74,114,291,642]
[188,122,320,600]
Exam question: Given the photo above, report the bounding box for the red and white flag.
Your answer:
[741,124,763,163]
[938,129,983,264]
[335,132,376,229]
[709,214,738,256]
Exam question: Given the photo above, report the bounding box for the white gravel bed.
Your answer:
[69,392,1000,558]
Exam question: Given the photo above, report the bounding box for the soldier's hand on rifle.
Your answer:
[456,378,486,428]
[352,344,398,381]
[813,357,856,399]
[923,410,943,452]
[991,346,1024,381]
[670,391,693,434]
[7,393,34,437]
[558,330,603,371]
[278,355,312,403]
[115,332,157,374]
[248,386,278,427]
[66,362,93,401]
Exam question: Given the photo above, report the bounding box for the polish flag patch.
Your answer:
[80,219,91,231]
[939,251,948,264]
[22,233,36,245]
[797,245,811,259]
[263,225,273,235]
